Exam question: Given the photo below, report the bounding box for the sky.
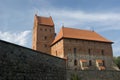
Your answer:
[0,0,120,56]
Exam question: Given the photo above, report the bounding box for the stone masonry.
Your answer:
[67,70,120,80]
[0,40,66,80]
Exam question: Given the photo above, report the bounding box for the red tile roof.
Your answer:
[35,15,54,26]
[52,27,113,45]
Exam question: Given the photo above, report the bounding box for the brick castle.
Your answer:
[32,14,115,70]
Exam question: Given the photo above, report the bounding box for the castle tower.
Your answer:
[32,14,55,54]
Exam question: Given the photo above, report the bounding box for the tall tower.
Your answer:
[32,14,55,54]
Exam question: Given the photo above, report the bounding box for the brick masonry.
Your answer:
[0,40,66,80]
[51,38,114,70]
[32,15,55,54]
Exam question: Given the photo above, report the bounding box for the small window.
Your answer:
[45,29,47,31]
[102,60,105,66]
[44,36,47,40]
[74,48,76,53]
[101,50,104,55]
[74,59,77,66]
[88,49,91,55]
[56,51,57,56]
[89,60,92,66]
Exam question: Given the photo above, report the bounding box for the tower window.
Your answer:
[44,36,47,40]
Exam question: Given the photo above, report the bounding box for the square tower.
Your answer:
[32,14,55,54]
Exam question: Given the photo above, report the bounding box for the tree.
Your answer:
[114,56,120,69]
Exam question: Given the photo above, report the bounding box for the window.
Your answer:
[74,59,77,66]
[102,60,105,66]
[88,49,91,55]
[56,51,57,56]
[44,36,47,40]
[45,29,47,31]
[74,48,76,57]
[89,60,92,66]
[101,50,104,55]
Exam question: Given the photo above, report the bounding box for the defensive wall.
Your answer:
[0,40,66,80]
[0,40,120,80]
[67,69,120,80]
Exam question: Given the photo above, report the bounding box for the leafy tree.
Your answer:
[114,56,120,69]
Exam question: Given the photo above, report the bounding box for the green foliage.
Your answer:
[114,56,120,69]
[70,74,81,80]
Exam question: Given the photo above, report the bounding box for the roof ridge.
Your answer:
[36,15,51,19]
[62,27,94,32]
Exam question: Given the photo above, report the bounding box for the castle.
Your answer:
[32,14,114,70]
[0,14,120,80]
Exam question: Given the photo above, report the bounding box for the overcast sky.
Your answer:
[0,0,120,56]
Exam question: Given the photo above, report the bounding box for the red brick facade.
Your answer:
[32,15,55,54]
[32,15,114,70]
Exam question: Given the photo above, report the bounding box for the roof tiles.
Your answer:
[52,27,112,45]
[35,15,54,26]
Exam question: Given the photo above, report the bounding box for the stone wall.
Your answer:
[67,70,120,80]
[0,40,66,80]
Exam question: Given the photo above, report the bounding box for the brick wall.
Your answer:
[0,40,66,80]
[51,39,64,58]
[51,38,114,70]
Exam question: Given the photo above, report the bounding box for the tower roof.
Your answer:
[52,27,113,45]
[35,15,54,26]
